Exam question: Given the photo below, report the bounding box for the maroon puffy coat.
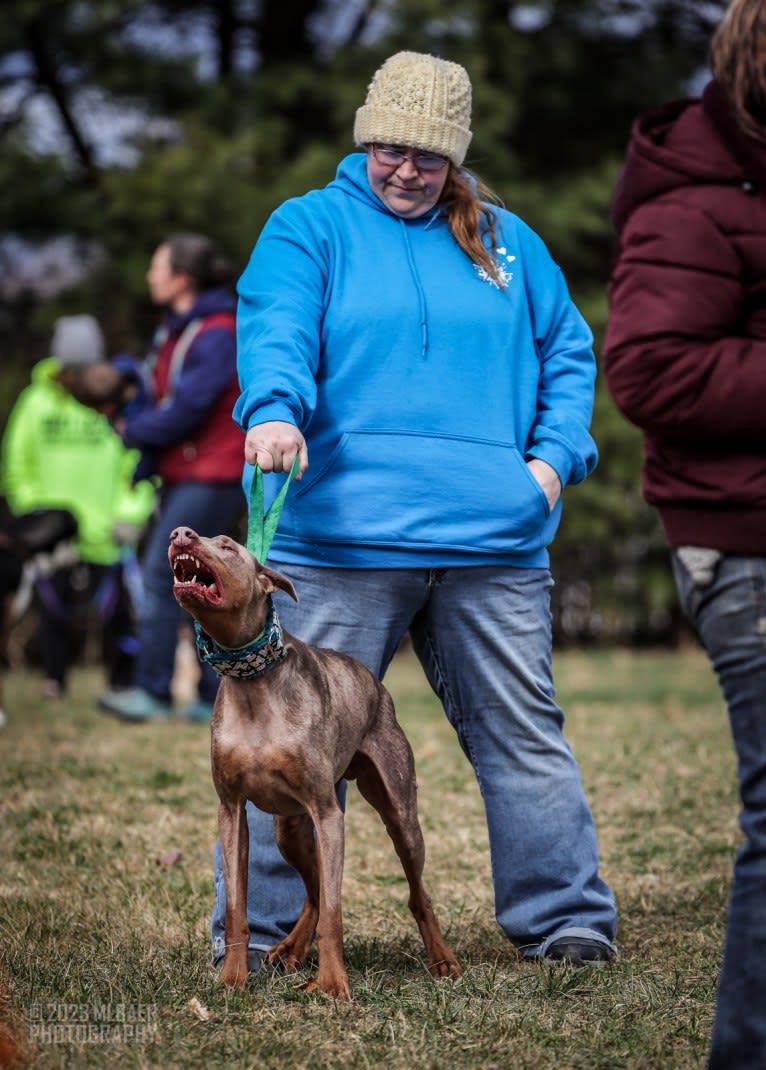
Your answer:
[603,80,766,554]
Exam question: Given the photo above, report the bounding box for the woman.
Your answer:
[213,52,617,969]
[99,234,244,723]
[603,1,766,1064]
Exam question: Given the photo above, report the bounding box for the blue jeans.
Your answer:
[211,565,617,961]
[672,552,766,1070]
[136,481,244,704]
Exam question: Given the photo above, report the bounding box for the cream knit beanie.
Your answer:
[354,51,472,166]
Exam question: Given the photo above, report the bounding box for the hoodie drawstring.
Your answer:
[399,219,429,359]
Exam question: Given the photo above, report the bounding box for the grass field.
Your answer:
[0,643,736,1069]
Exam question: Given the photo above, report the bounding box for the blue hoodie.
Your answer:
[235,152,597,568]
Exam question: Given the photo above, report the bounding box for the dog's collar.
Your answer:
[194,597,288,679]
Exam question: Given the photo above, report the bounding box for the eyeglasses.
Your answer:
[369,144,449,173]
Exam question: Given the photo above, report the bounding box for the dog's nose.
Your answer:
[170,527,198,546]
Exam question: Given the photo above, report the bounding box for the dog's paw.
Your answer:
[427,954,462,979]
[218,960,249,989]
[267,941,309,973]
[300,974,352,1002]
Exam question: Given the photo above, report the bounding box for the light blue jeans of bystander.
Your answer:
[210,565,618,963]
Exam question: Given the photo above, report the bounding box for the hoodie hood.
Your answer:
[328,151,386,211]
[30,356,68,389]
[327,151,446,225]
[162,285,236,333]
[324,152,445,358]
[611,80,766,234]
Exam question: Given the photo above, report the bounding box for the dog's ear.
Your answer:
[256,563,299,603]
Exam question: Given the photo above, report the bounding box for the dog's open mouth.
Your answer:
[171,551,223,603]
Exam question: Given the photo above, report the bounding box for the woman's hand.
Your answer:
[245,421,308,477]
[526,458,561,511]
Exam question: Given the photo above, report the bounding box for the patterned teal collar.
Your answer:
[194,597,288,679]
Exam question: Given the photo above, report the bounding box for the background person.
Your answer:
[98,233,245,724]
[0,315,154,699]
[603,1,766,1065]
[211,51,618,972]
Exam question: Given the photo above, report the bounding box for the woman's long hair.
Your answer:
[710,0,766,142]
[440,167,506,287]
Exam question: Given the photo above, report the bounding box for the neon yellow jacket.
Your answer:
[0,358,155,564]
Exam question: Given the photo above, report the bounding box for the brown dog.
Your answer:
[168,526,460,1000]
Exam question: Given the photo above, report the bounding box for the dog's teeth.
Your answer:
[172,550,217,590]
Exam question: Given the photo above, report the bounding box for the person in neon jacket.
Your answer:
[0,315,155,698]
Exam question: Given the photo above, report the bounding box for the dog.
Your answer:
[168,526,460,1000]
[0,502,78,723]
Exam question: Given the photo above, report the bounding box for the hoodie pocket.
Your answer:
[287,429,551,553]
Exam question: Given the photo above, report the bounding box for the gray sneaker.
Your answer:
[542,937,616,966]
[180,699,214,723]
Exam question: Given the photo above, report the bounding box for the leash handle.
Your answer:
[247,454,300,563]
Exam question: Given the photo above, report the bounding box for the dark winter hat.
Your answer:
[51,314,105,367]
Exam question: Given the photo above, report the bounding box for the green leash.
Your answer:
[247,455,300,563]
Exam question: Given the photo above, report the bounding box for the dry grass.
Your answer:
[0,644,733,1069]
